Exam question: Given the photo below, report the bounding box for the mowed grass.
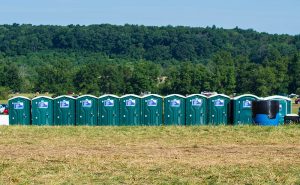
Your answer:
[1,126,300,184]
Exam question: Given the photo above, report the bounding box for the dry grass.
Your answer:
[1,126,300,184]
[0,100,7,104]
[292,102,300,114]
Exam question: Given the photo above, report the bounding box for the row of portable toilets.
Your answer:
[8,94,292,126]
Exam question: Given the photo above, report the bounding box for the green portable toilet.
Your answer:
[208,94,231,125]
[120,94,141,126]
[185,94,207,125]
[232,94,259,125]
[164,94,185,125]
[264,95,292,124]
[98,94,120,126]
[141,94,163,126]
[53,95,76,126]
[76,95,98,126]
[8,96,31,125]
[31,96,54,125]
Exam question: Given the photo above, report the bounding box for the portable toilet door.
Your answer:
[185,94,207,125]
[232,94,259,125]
[120,94,141,126]
[31,96,54,125]
[98,94,120,126]
[76,95,98,126]
[141,94,163,126]
[8,96,31,125]
[164,94,185,125]
[53,95,76,126]
[264,95,292,124]
[208,94,230,125]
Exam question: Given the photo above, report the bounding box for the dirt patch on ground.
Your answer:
[1,143,300,167]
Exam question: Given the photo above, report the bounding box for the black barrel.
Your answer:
[252,100,280,126]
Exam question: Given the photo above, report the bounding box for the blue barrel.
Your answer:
[252,100,279,126]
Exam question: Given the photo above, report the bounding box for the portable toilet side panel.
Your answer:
[98,95,120,126]
[264,96,291,125]
[31,96,54,125]
[141,94,163,126]
[277,99,287,124]
[164,94,185,125]
[54,96,76,126]
[208,94,230,125]
[76,95,98,126]
[8,96,31,125]
[287,99,292,114]
[120,95,141,126]
[185,94,207,125]
[233,94,259,125]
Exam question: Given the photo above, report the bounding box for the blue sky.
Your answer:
[0,0,299,35]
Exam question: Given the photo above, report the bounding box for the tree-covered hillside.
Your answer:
[0,24,299,97]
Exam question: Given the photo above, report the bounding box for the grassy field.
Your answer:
[1,126,300,184]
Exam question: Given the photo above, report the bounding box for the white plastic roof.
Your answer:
[31,96,53,100]
[208,94,231,99]
[99,94,119,98]
[77,94,98,99]
[54,95,76,100]
[120,94,141,98]
[233,94,260,100]
[164,94,185,98]
[142,94,163,98]
[264,95,291,101]
[186,94,207,98]
[8,96,31,101]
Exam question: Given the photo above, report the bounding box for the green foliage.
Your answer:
[209,52,236,94]
[35,60,75,94]
[163,62,211,95]
[0,86,10,99]
[0,61,22,92]
[0,24,299,96]
[288,54,300,94]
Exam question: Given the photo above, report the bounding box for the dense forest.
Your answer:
[0,24,300,98]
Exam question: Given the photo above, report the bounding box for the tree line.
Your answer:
[0,24,299,98]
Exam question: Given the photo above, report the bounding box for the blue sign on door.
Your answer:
[192,98,202,106]
[147,99,157,106]
[60,100,70,108]
[243,100,252,108]
[82,100,92,107]
[14,102,24,109]
[104,99,114,107]
[214,99,224,107]
[170,99,180,107]
[38,101,48,108]
[126,99,136,106]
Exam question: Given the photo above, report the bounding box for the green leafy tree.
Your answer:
[210,52,236,94]
[288,53,300,93]
[73,63,102,95]
[35,60,74,94]
[163,62,211,95]
[98,64,124,94]
[130,62,160,94]
[0,63,22,92]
